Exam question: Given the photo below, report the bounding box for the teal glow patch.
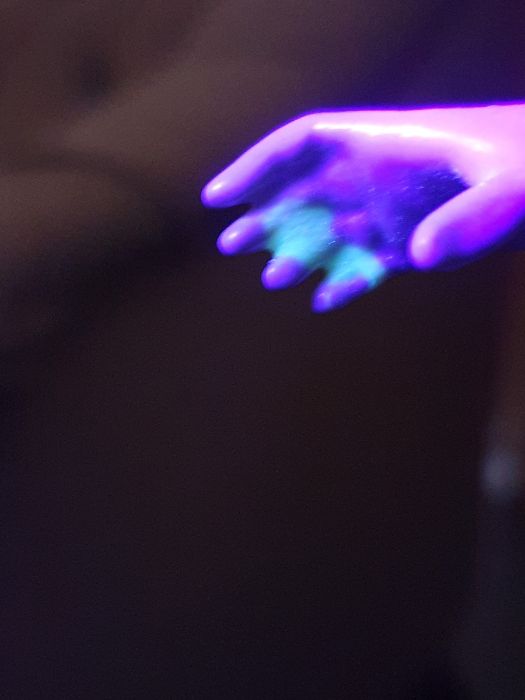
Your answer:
[267,202,335,267]
[326,245,385,287]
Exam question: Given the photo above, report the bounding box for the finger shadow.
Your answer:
[245,137,339,206]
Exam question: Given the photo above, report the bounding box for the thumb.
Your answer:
[409,170,525,269]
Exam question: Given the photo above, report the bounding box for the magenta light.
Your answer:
[203,105,525,312]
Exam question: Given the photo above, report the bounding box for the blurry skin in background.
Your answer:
[0,0,435,349]
[0,1,524,699]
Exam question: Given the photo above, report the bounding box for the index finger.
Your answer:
[201,114,317,207]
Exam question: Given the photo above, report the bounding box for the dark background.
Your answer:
[1,2,524,698]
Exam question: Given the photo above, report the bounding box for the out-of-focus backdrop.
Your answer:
[1,2,524,698]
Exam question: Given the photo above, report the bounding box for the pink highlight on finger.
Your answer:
[202,116,316,207]
[408,230,445,268]
[202,178,229,207]
[333,211,370,245]
[217,217,265,255]
[312,277,368,313]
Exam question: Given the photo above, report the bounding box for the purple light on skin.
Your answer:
[312,277,369,313]
[262,257,308,290]
[203,104,525,311]
[217,216,266,255]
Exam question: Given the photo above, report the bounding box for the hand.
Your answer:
[202,105,525,311]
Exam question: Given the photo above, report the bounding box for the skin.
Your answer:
[203,104,525,311]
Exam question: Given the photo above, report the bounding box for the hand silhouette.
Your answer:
[203,105,525,311]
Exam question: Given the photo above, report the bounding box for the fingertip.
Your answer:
[312,278,368,313]
[216,229,236,255]
[217,217,265,255]
[409,225,446,269]
[311,290,333,313]
[261,257,308,290]
[202,177,230,207]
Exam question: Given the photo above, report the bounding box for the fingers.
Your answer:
[202,115,315,207]
[217,194,306,255]
[216,199,389,312]
[217,200,336,291]
[312,245,386,313]
[261,203,335,291]
[410,171,525,269]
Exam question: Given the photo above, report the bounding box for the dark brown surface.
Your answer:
[1,249,504,698]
